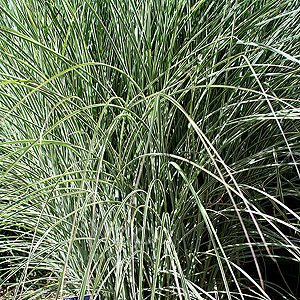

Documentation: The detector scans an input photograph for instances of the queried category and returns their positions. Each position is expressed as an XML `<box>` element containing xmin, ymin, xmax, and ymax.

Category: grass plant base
<box><xmin>63</xmin><ymin>295</ymin><xmax>100</xmax><ymax>300</ymax></box>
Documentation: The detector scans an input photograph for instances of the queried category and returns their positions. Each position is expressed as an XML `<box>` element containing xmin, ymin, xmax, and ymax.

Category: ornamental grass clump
<box><xmin>0</xmin><ymin>0</ymin><xmax>300</xmax><ymax>299</ymax></box>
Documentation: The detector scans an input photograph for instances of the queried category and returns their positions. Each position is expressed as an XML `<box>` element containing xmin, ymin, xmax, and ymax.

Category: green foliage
<box><xmin>0</xmin><ymin>0</ymin><xmax>300</xmax><ymax>299</ymax></box>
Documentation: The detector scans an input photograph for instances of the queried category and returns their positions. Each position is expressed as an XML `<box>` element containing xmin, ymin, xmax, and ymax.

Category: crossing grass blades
<box><xmin>0</xmin><ymin>0</ymin><xmax>300</xmax><ymax>299</ymax></box>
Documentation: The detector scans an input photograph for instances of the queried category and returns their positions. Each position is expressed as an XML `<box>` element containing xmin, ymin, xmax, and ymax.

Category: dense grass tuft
<box><xmin>0</xmin><ymin>0</ymin><xmax>300</xmax><ymax>299</ymax></box>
